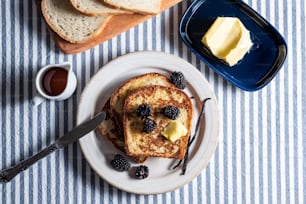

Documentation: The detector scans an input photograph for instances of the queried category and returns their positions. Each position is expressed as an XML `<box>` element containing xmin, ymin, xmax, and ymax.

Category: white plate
<box><xmin>77</xmin><ymin>51</ymin><xmax>221</xmax><ymax>194</ymax></box>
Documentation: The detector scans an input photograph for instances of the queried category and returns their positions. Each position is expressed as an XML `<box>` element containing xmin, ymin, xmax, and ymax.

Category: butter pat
<box><xmin>201</xmin><ymin>17</ymin><xmax>253</xmax><ymax>66</ymax></box>
<box><xmin>161</xmin><ymin>121</ymin><xmax>188</xmax><ymax>142</ymax></box>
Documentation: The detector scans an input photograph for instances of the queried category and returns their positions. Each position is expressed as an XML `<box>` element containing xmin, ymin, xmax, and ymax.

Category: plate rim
<box><xmin>77</xmin><ymin>51</ymin><xmax>221</xmax><ymax>194</ymax></box>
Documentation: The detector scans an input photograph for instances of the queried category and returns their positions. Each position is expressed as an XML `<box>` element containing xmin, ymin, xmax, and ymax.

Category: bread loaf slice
<box><xmin>110</xmin><ymin>72</ymin><xmax>175</xmax><ymax>128</ymax></box>
<box><xmin>70</xmin><ymin>0</ymin><xmax>132</xmax><ymax>16</ymax></box>
<box><xmin>123</xmin><ymin>85</ymin><xmax>193</xmax><ymax>159</ymax></box>
<box><xmin>98</xmin><ymin>99</ymin><xmax>147</xmax><ymax>163</ymax></box>
<box><xmin>103</xmin><ymin>0</ymin><xmax>162</xmax><ymax>15</ymax></box>
<box><xmin>41</xmin><ymin>0</ymin><xmax>111</xmax><ymax>43</ymax></box>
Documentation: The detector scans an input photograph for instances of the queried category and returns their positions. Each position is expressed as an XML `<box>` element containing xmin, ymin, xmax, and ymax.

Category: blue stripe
<box><xmin>126</xmin><ymin>191</ymin><xmax>131</xmax><ymax>204</ymax></box>
<box><xmin>231</xmin><ymin>88</ymin><xmax>237</xmax><ymax>204</ymax></box>
<box><xmin>63</xmin><ymin>88</ymin><xmax>70</xmax><ymax>204</ymax></box>
<box><xmin>162</xmin><ymin>192</ymin><xmax>166</xmax><ymax>203</ymax></box>
<box><xmin>37</xmin><ymin>2</ymin><xmax>43</xmax><ymax>201</ymax></box>
<box><xmin>240</xmin><ymin>92</ymin><xmax>246</xmax><ymax>204</ymax></box>
<box><xmin>205</xmin><ymin>147</ymin><xmax>211</xmax><ymax>203</ymax></box>
<box><xmin>81</xmin><ymin>52</ymin><xmax>87</xmax><ymax>204</ymax></box>
<box><xmin>135</xmin><ymin>24</ymin><xmax>139</xmax><ymax>51</ymax></box>
<box><xmin>179</xmin><ymin>187</ymin><xmax>184</xmax><ymax>203</ymax></box>
<box><xmin>126</xmin><ymin>30</ymin><xmax>130</xmax><ymax>53</ymax></box>
<box><xmin>249</xmin><ymin>95</ymin><xmax>255</xmax><ymax>204</ymax></box>
<box><xmin>10</xmin><ymin>1</ymin><xmax>16</xmax><ymax>203</ymax></box>
<box><xmin>301</xmin><ymin>0</ymin><xmax>306</xmax><ymax>202</ymax></box>
<box><xmin>170</xmin><ymin>191</ymin><xmax>175</xmax><ymax>203</ymax></box>
<box><xmin>152</xmin><ymin>17</ymin><xmax>156</xmax><ymax>50</ymax></box>
<box><xmin>72</xmin><ymin>55</ymin><xmax>78</xmax><ymax>204</ymax></box>
<box><xmin>27</xmin><ymin>1</ymin><xmax>34</xmax><ymax>203</ymax></box>
<box><xmin>143</xmin><ymin>21</ymin><xmax>148</xmax><ymax>50</ymax></box>
<box><xmin>197</xmin><ymin>174</ymin><xmax>202</xmax><ymax>204</ymax></box>
<box><xmin>222</xmin><ymin>84</ymin><xmax>228</xmax><ymax>203</ymax></box>
<box><xmin>153</xmin><ymin>194</ymin><xmax>157</xmax><ymax>204</ymax></box>
<box><xmin>19</xmin><ymin>0</ymin><xmax>25</xmax><ymax>202</ymax></box>
<box><xmin>188</xmin><ymin>181</ymin><xmax>193</xmax><ymax>203</ymax></box>
<box><xmin>256</xmin><ymin>92</ymin><xmax>263</xmax><ymax>204</ymax></box>
<box><xmin>161</xmin><ymin>12</ymin><xmax>165</xmax><ymax>51</ymax></box>
<box><xmin>212</xmin><ymin>64</ymin><xmax>219</xmax><ymax>204</ymax></box>
<box><xmin>178</xmin><ymin>2</ymin><xmax>184</xmax><ymax>59</ymax></box>
<box><xmin>135</xmin><ymin>194</ymin><xmax>140</xmax><ymax>204</ymax></box>
<box><xmin>54</xmin><ymin>49</ymin><xmax>61</xmax><ymax>203</ymax></box>
<box><xmin>1</xmin><ymin>0</ymin><xmax>7</xmax><ymax>203</ymax></box>
<box><xmin>169</xmin><ymin>7</ymin><xmax>174</xmax><ymax>54</ymax></box>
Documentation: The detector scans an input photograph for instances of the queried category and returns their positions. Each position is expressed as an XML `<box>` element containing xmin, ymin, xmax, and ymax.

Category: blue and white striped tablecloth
<box><xmin>0</xmin><ymin>0</ymin><xmax>305</xmax><ymax>203</ymax></box>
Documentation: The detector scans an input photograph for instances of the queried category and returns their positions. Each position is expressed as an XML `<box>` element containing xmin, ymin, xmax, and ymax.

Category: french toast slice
<box><xmin>110</xmin><ymin>72</ymin><xmax>175</xmax><ymax>128</ymax></box>
<box><xmin>123</xmin><ymin>85</ymin><xmax>193</xmax><ymax>159</ymax></box>
<box><xmin>98</xmin><ymin>99</ymin><xmax>147</xmax><ymax>163</ymax></box>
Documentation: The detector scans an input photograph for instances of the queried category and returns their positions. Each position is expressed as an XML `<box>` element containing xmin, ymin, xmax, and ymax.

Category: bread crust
<box><xmin>70</xmin><ymin>0</ymin><xmax>132</xmax><ymax>16</ymax></box>
<box><xmin>98</xmin><ymin>99</ymin><xmax>147</xmax><ymax>163</ymax></box>
<box><xmin>103</xmin><ymin>0</ymin><xmax>161</xmax><ymax>15</ymax></box>
<box><xmin>110</xmin><ymin>72</ymin><xmax>175</xmax><ymax>128</ymax></box>
<box><xmin>41</xmin><ymin>0</ymin><xmax>111</xmax><ymax>44</ymax></box>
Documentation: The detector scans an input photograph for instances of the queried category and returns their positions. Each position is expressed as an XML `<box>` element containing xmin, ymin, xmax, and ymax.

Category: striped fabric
<box><xmin>0</xmin><ymin>0</ymin><xmax>305</xmax><ymax>203</ymax></box>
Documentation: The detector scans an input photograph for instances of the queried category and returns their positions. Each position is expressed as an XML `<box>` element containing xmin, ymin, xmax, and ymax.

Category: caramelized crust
<box><xmin>123</xmin><ymin>85</ymin><xmax>193</xmax><ymax>159</ymax></box>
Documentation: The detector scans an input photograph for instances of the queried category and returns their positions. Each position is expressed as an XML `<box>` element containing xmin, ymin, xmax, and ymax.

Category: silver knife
<box><xmin>0</xmin><ymin>112</ymin><xmax>106</xmax><ymax>183</ymax></box>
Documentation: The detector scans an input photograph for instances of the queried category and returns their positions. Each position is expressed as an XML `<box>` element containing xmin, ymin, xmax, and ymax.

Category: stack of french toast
<box><xmin>98</xmin><ymin>72</ymin><xmax>193</xmax><ymax>163</ymax></box>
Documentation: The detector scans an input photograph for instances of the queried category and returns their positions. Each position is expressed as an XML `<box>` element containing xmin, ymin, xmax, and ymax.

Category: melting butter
<box><xmin>201</xmin><ymin>17</ymin><xmax>253</xmax><ymax>66</ymax></box>
<box><xmin>161</xmin><ymin>121</ymin><xmax>188</xmax><ymax>142</ymax></box>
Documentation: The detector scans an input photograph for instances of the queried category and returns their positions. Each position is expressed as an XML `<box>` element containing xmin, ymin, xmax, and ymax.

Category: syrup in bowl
<box><xmin>42</xmin><ymin>67</ymin><xmax>68</xmax><ymax>96</ymax></box>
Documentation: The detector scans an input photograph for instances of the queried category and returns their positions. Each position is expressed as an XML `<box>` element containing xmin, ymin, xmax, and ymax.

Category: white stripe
<box><xmin>267</xmin><ymin>2</ymin><xmax>278</xmax><ymax>204</ymax></box>
<box><xmin>260</xmin><ymin>88</ymin><xmax>267</xmax><ymax>204</ymax></box>
<box><xmin>253</xmin><ymin>91</ymin><xmax>260</xmax><ymax>204</ymax></box>
<box><xmin>297</xmin><ymin>0</ymin><xmax>304</xmax><ymax>202</ymax></box>
<box><xmin>286</xmin><ymin>0</ymin><xmax>294</xmax><ymax>203</ymax></box>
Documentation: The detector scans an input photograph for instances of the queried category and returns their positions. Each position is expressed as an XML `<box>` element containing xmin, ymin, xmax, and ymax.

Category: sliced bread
<box><xmin>70</xmin><ymin>0</ymin><xmax>133</xmax><ymax>16</ymax></box>
<box><xmin>98</xmin><ymin>99</ymin><xmax>147</xmax><ymax>163</ymax></box>
<box><xmin>110</xmin><ymin>72</ymin><xmax>175</xmax><ymax>128</ymax></box>
<box><xmin>103</xmin><ymin>0</ymin><xmax>162</xmax><ymax>15</ymax></box>
<box><xmin>41</xmin><ymin>0</ymin><xmax>111</xmax><ymax>43</ymax></box>
<box><xmin>123</xmin><ymin>85</ymin><xmax>193</xmax><ymax>159</ymax></box>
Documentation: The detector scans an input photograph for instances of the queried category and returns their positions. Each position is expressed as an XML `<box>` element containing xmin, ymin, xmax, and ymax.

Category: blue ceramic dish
<box><xmin>179</xmin><ymin>0</ymin><xmax>287</xmax><ymax>91</ymax></box>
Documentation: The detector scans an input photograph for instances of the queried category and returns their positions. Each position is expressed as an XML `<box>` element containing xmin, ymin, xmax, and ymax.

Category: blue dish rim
<box><xmin>179</xmin><ymin>0</ymin><xmax>287</xmax><ymax>91</ymax></box>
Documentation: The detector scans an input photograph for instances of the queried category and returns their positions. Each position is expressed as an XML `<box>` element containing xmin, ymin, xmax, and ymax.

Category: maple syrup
<box><xmin>42</xmin><ymin>67</ymin><xmax>68</xmax><ymax>96</ymax></box>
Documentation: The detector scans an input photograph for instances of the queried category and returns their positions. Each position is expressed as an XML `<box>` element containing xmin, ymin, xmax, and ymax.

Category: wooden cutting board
<box><xmin>38</xmin><ymin>0</ymin><xmax>182</xmax><ymax>54</ymax></box>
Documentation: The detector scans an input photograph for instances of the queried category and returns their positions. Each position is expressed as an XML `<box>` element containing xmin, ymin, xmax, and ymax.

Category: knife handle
<box><xmin>0</xmin><ymin>143</ymin><xmax>60</xmax><ymax>183</ymax></box>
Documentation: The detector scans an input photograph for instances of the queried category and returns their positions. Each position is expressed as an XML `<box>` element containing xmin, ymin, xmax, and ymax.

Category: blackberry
<box><xmin>143</xmin><ymin>118</ymin><xmax>156</xmax><ymax>133</ymax></box>
<box><xmin>110</xmin><ymin>154</ymin><xmax>131</xmax><ymax>171</ymax></box>
<box><xmin>135</xmin><ymin>165</ymin><xmax>149</xmax><ymax>179</ymax></box>
<box><xmin>162</xmin><ymin>105</ymin><xmax>180</xmax><ymax>120</ymax></box>
<box><xmin>170</xmin><ymin>71</ymin><xmax>187</xmax><ymax>89</ymax></box>
<box><xmin>136</xmin><ymin>104</ymin><xmax>152</xmax><ymax>119</ymax></box>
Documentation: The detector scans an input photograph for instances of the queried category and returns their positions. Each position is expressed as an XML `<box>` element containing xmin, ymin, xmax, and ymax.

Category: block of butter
<box><xmin>201</xmin><ymin>17</ymin><xmax>253</xmax><ymax>66</ymax></box>
<box><xmin>161</xmin><ymin>121</ymin><xmax>188</xmax><ymax>142</ymax></box>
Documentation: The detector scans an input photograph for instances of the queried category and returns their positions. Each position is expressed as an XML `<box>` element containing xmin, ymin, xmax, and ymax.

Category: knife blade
<box><xmin>56</xmin><ymin>111</ymin><xmax>106</xmax><ymax>147</ymax></box>
<box><xmin>0</xmin><ymin>111</ymin><xmax>106</xmax><ymax>183</ymax></box>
